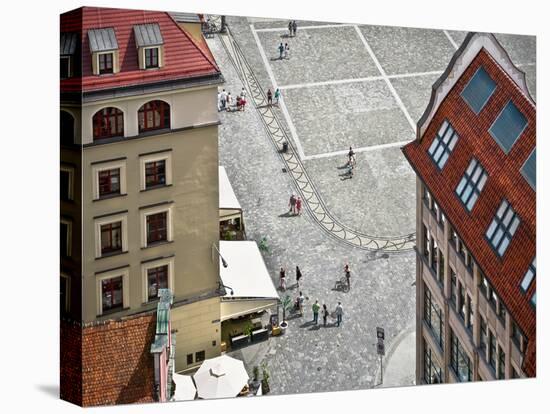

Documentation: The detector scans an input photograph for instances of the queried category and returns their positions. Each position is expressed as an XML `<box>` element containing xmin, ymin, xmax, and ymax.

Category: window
<box><xmin>147</xmin><ymin>265</ymin><xmax>168</xmax><ymax>301</ymax></box>
<box><xmin>458</xmin><ymin>283</ymin><xmax>465</xmax><ymax>320</ymax></box>
<box><xmin>437</xmin><ymin>249</ymin><xmax>445</xmax><ymax>286</ymax></box>
<box><xmin>422</xmin><ymin>224</ymin><xmax>429</xmax><ymax>258</ymax></box>
<box><xmin>498</xmin><ymin>346</ymin><xmax>506</xmax><ymax>379</ymax></box>
<box><xmin>145</xmin><ymin>47</ymin><xmax>159</xmax><ymax>68</ymax></box>
<box><xmin>521</xmin><ymin>148</ymin><xmax>536</xmax><ymax>190</ymax></box>
<box><xmin>428</xmin><ymin>120</ymin><xmax>459</xmax><ymax>169</ymax></box>
<box><xmin>195</xmin><ymin>350</ymin><xmax>206</xmax><ymax>363</ymax></box>
<box><xmin>467</xmin><ymin>296</ymin><xmax>473</xmax><ymax>332</ymax></box>
<box><xmin>100</xmin><ymin>221</ymin><xmax>122</xmax><ymax>255</ymax></box>
<box><xmin>101</xmin><ymin>276</ymin><xmax>123</xmax><ymax>312</ymax></box>
<box><xmin>60</xmin><ymin>274</ymin><xmax>69</xmax><ymax>314</ymax></box>
<box><xmin>98</xmin><ymin>168</ymin><xmax>120</xmax><ymax>197</ymax></box>
<box><xmin>455</xmin><ymin>158</ymin><xmax>488</xmax><ymax>212</ymax></box>
<box><xmin>147</xmin><ymin>212</ymin><xmax>168</xmax><ymax>245</ymax></box>
<box><xmin>497</xmin><ymin>301</ymin><xmax>507</xmax><ymax>323</ymax></box>
<box><xmin>479</xmin><ymin>272</ymin><xmax>488</xmax><ymax>297</ymax></box>
<box><xmin>99</xmin><ymin>52</ymin><xmax>114</xmax><ymax>74</ymax></box>
<box><xmin>145</xmin><ymin>160</ymin><xmax>166</xmax><ymax>188</ymax></box>
<box><xmin>60</xmin><ymin>110</ymin><xmax>75</xmax><ymax>145</ymax></box>
<box><xmin>430</xmin><ymin>238</ymin><xmax>438</xmax><ymax>273</ymax></box>
<box><xmin>461</xmin><ymin>67</ymin><xmax>497</xmax><ymax>114</ymax></box>
<box><xmin>187</xmin><ymin>354</ymin><xmax>193</xmax><ymax>365</ymax></box>
<box><xmin>521</xmin><ymin>258</ymin><xmax>536</xmax><ymax>292</ymax></box>
<box><xmin>450</xmin><ymin>269</ymin><xmax>457</xmax><ymax>307</ymax></box>
<box><xmin>489</xmin><ymin>331</ymin><xmax>497</xmax><ymax>371</ymax></box>
<box><xmin>424</xmin><ymin>285</ymin><xmax>444</xmax><ymax>349</ymax></box>
<box><xmin>511</xmin><ymin>322</ymin><xmax>525</xmax><ymax>353</ymax></box>
<box><xmin>479</xmin><ymin>317</ymin><xmax>487</xmax><ymax>357</ymax></box>
<box><xmin>531</xmin><ymin>292</ymin><xmax>536</xmax><ymax>307</ymax></box>
<box><xmin>423</xmin><ymin>341</ymin><xmax>442</xmax><ymax>384</ymax></box>
<box><xmin>450</xmin><ymin>330</ymin><xmax>472</xmax><ymax>382</ymax></box>
<box><xmin>94</xmin><ymin>213</ymin><xmax>128</xmax><ymax>258</ymax></box>
<box><xmin>138</xmin><ymin>100</ymin><xmax>170</xmax><ymax>132</ymax></box>
<box><xmin>485</xmin><ymin>199</ymin><xmax>520</xmax><ymax>257</ymax></box>
<box><xmin>60</xmin><ymin>165</ymin><xmax>74</xmax><ymax>201</ymax></box>
<box><xmin>60</xmin><ymin>218</ymin><xmax>72</xmax><ymax>257</ymax></box>
<box><xmin>93</xmin><ymin>107</ymin><xmax>124</xmax><ymax>140</ymax></box>
<box><xmin>60</xmin><ymin>56</ymin><xmax>71</xmax><ymax>79</ymax></box>
<box><xmin>489</xmin><ymin>100</ymin><xmax>528</xmax><ymax>154</ymax></box>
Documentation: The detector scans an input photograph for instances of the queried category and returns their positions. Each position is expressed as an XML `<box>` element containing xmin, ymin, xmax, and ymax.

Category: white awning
<box><xmin>219</xmin><ymin>241</ymin><xmax>279</xmax><ymax>321</ymax></box>
<box><xmin>219</xmin><ymin>166</ymin><xmax>241</xmax><ymax>211</ymax></box>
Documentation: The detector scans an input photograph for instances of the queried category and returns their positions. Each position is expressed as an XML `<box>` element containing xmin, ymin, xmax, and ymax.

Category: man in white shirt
<box><xmin>335</xmin><ymin>302</ymin><xmax>343</xmax><ymax>327</ymax></box>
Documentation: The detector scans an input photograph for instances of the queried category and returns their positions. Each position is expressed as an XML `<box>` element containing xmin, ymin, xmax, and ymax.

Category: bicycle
<box><xmin>334</xmin><ymin>275</ymin><xmax>350</xmax><ymax>292</ymax></box>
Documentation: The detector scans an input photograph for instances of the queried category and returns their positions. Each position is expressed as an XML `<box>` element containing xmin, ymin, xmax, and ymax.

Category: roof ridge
<box><xmin>165</xmin><ymin>12</ymin><xmax>220</xmax><ymax>72</ymax></box>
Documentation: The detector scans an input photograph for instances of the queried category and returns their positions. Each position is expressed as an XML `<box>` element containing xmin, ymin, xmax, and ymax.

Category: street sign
<box><xmin>377</xmin><ymin>327</ymin><xmax>385</xmax><ymax>340</ymax></box>
<box><xmin>377</xmin><ymin>341</ymin><xmax>385</xmax><ymax>356</ymax></box>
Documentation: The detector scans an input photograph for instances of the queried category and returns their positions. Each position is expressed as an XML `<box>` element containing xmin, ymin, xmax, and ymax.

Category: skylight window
<box><xmin>461</xmin><ymin>67</ymin><xmax>496</xmax><ymax>114</ymax></box>
<box><xmin>520</xmin><ymin>258</ymin><xmax>536</xmax><ymax>292</ymax></box>
<box><xmin>485</xmin><ymin>199</ymin><xmax>520</xmax><ymax>257</ymax></box>
<box><xmin>455</xmin><ymin>158</ymin><xmax>488</xmax><ymax>212</ymax></box>
<box><xmin>521</xmin><ymin>148</ymin><xmax>536</xmax><ymax>190</ymax></box>
<box><xmin>489</xmin><ymin>101</ymin><xmax>528</xmax><ymax>154</ymax></box>
<box><xmin>428</xmin><ymin>120</ymin><xmax>459</xmax><ymax>170</ymax></box>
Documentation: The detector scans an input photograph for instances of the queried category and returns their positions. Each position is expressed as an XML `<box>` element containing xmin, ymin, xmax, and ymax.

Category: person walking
<box><xmin>296</xmin><ymin>196</ymin><xmax>302</xmax><ymax>215</ymax></box>
<box><xmin>322</xmin><ymin>304</ymin><xmax>329</xmax><ymax>327</ymax></box>
<box><xmin>220</xmin><ymin>89</ymin><xmax>227</xmax><ymax>110</ymax></box>
<box><xmin>240</xmin><ymin>87</ymin><xmax>247</xmax><ymax>100</ymax></box>
<box><xmin>292</xmin><ymin>20</ymin><xmax>297</xmax><ymax>37</ymax></box>
<box><xmin>274</xmin><ymin>88</ymin><xmax>281</xmax><ymax>105</ymax></box>
<box><xmin>288</xmin><ymin>21</ymin><xmax>293</xmax><ymax>37</ymax></box>
<box><xmin>348</xmin><ymin>146</ymin><xmax>356</xmax><ymax>165</ymax></box>
<box><xmin>296</xmin><ymin>265</ymin><xmax>302</xmax><ymax>288</ymax></box>
<box><xmin>289</xmin><ymin>193</ymin><xmax>297</xmax><ymax>214</ymax></box>
<box><xmin>226</xmin><ymin>92</ymin><xmax>232</xmax><ymax>112</ymax></box>
<box><xmin>312</xmin><ymin>300</ymin><xmax>320</xmax><ymax>325</ymax></box>
<box><xmin>267</xmin><ymin>88</ymin><xmax>273</xmax><ymax>106</ymax></box>
<box><xmin>344</xmin><ymin>263</ymin><xmax>351</xmax><ymax>290</ymax></box>
<box><xmin>298</xmin><ymin>291</ymin><xmax>305</xmax><ymax>316</ymax></box>
<box><xmin>279</xmin><ymin>267</ymin><xmax>287</xmax><ymax>291</ymax></box>
<box><xmin>278</xmin><ymin>42</ymin><xmax>284</xmax><ymax>59</ymax></box>
<box><xmin>335</xmin><ymin>302</ymin><xmax>343</xmax><ymax>327</ymax></box>
<box><xmin>284</xmin><ymin>43</ymin><xmax>289</xmax><ymax>59</ymax></box>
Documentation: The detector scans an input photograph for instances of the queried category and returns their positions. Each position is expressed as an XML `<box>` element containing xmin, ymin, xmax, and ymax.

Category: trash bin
<box><xmin>282</xmin><ymin>142</ymin><xmax>288</xmax><ymax>153</ymax></box>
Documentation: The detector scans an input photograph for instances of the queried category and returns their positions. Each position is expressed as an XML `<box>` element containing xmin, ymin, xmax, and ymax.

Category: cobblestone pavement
<box><xmin>206</xmin><ymin>16</ymin><xmax>535</xmax><ymax>396</ymax></box>
<box><xmin>208</xmin><ymin>31</ymin><xmax>416</xmax><ymax>396</ymax></box>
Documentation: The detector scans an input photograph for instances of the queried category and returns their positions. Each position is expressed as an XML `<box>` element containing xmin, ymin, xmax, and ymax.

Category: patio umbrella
<box><xmin>193</xmin><ymin>355</ymin><xmax>249</xmax><ymax>399</ymax></box>
<box><xmin>172</xmin><ymin>373</ymin><xmax>196</xmax><ymax>401</ymax></box>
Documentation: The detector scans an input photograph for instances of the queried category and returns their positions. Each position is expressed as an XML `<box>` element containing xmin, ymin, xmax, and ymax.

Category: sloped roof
<box><xmin>88</xmin><ymin>27</ymin><xmax>118</xmax><ymax>52</ymax></box>
<box><xmin>403</xmin><ymin>33</ymin><xmax>536</xmax><ymax>376</ymax></box>
<box><xmin>60</xmin><ymin>6</ymin><xmax>220</xmax><ymax>93</ymax></box>
<box><xmin>134</xmin><ymin>23</ymin><xmax>164</xmax><ymax>47</ymax></box>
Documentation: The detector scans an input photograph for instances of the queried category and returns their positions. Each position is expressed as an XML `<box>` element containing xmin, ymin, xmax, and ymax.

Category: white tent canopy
<box><xmin>172</xmin><ymin>373</ymin><xmax>196</xmax><ymax>401</ymax></box>
<box><xmin>193</xmin><ymin>355</ymin><xmax>249</xmax><ymax>399</ymax></box>
<box><xmin>219</xmin><ymin>166</ymin><xmax>241</xmax><ymax>211</ymax></box>
<box><xmin>219</xmin><ymin>241</ymin><xmax>279</xmax><ymax>321</ymax></box>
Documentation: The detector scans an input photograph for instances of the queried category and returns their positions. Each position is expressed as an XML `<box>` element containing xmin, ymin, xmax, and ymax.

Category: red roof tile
<box><xmin>60</xmin><ymin>7</ymin><xmax>220</xmax><ymax>93</ymax></box>
<box><xmin>403</xmin><ymin>37</ymin><xmax>536</xmax><ymax>376</ymax></box>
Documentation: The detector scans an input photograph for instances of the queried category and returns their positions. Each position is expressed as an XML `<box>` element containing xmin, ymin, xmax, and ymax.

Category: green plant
<box><xmin>258</xmin><ymin>236</ymin><xmax>269</xmax><ymax>253</ymax></box>
<box><xmin>261</xmin><ymin>362</ymin><xmax>270</xmax><ymax>383</ymax></box>
<box><xmin>242</xmin><ymin>321</ymin><xmax>254</xmax><ymax>337</ymax></box>
<box><xmin>253</xmin><ymin>365</ymin><xmax>260</xmax><ymax>381</ymax></box>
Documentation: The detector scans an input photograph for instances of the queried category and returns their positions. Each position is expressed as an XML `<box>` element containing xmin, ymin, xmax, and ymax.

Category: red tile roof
<box><xmin>60</xmin><ymin>314</ymin><xmax>157</xmax><ymax>407</ymax></box>
<box><xmin>403</xmin><ymin>34</ymin><xmax>536</xmax><ymax>376</ymax></box>
<box><xmin>60</xmin><ymin>7</ymin><xmax>220</xmax><ymax>93</ymax></box>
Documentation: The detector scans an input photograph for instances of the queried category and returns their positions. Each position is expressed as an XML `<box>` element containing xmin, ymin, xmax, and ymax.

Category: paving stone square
<box><xmin>255</xmin><ymin>25</ymin><xmax>379</xmax><ymax>85</ymax></box>
<box><xmin>390</xmin><ymin>73</ymin><xmax>442</xmax><ymax>122</ymax></box>
<box><xmin>359</xmin><ymin>25</ymin><xmax>457</xmax><ymax>75</ymax></box>
<box><xmin>282</xmin><ymin>80</ymin><xmax>413</xmax><ymax>156</ymax></box>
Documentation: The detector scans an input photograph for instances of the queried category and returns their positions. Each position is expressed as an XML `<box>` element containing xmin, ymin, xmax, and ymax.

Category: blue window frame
<box><xmin>428</xmin><ymin>120</ymin><xmax>459</xmax><ymax>170</ymax></box>
<box><xmin>521</xmin><ymin>148</ymin><xmax>536</xmax><ymax>190</ymax></box>
<box><xmin>489</xmin><ymin>101</ymin><xmax>528</xmax><ymax>154</ymax></box>
<box><xmin>485</xmin><ymin>199</ymin><xmax>520</xmax><ymax>257</ymax></box>
<box><xmin>520</xmin><ymin>258</ymin><xmax>536</xmax><ymax>292</ymax></box>
<box><xmin>461</xmin><ymin>67</ymin><xmax>497</xmax><ymax>114</ymax></box>
<box><xmin>455</xmin><ymin>158</ymin><xmax>488</xmax><ymax>212</ymax></box>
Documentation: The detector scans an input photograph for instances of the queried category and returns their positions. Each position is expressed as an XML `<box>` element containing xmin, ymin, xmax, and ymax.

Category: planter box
<box><xmin>251</xmin><ymin>328</ymin><xmax>269</xmax><ymax>342</ymax></box>
<box><xmin>231</xmin><ymin>334</ymin><xmax>250</xmax><ymax>348</ymax></box>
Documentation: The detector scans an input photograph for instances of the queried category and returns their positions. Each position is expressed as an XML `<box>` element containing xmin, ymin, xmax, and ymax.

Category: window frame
<box><xmin>139</xmin><ymin>151</ymin><xmax>172</xmax><ymax>191</ymax></box>
<box><xmin>424</xmin><ymin>284</ymin><xmax>445</xmax><ymax>350</ymax></box>
<box><xmin>96</xmin><ymin>268</ymin><xmax>130</xmax><ymax>316</ymax></box>
<box><xmin>94</xmin><ymin>212</ymin><xmax>128</xmax><ymax>258</ymax></box>
<box><xmin>92</xmin><ymin>159</ymin><xmax>127</xmax><ymax>200</ymax></box>
<box><xmin>485</xmin><ymin>199</ymin><xmax>520</xmax><ymax>258</ymax></box>
<box><xmin>60</xmin><ymin>217</ymin><xmax>72</xmax><ymax>257</ymax></box>
<box><xmin>427</xmin><ymin>119</ymin><xmax>459</xmax><ymax>170</ymax></box>
<box><xmin>520</xmin><ymin>257</ymin><xmax>536</xmax><ymax>293</ymax></box>
<box><xmin>138</xmin><ymin>100</ymin><xmax>171</xmax><ymax>133</ymax></box>
<box><xmin>455</xmin><ymin>158</ymin><xmax>488</xmax><ymax>213</ymax></box>
<box><xmin>141</xmin><ymin>256</ymin><xmax>175</xmax><ymax>303</ymax></box>
<box><xmin>100</xmin><ymin>221</ymin><xmax>123</xmax><ymax>256</ymax></box>
<box><xmin>92</xmin><ymin>107</ymin><xmax>124</xmax><ymax>140</ymax></box>
<box><xmin>60</xmin><ymin>55</ymin><xmax>72</xmax><ymax>79</ymax></box>
<box><xmin>423</xmin><ymin>340</ymin><xmax>442</xmax><ymax>384</ymax></box>
<box><xmin>144</xmin><ymin>47</ymin><xmax>160</xmax><ymax>69</ymax></box>
<box><xmin>140</xmin><ymin>204</ymin><xmax>174</xmax><ymax>248</ymax></box>
<box><xmin>450</xmin><ymin>329</ymin><xmax>472</xmax><ymax>382</ymax></box>
<box><xmin>460</xmin><ymin>66</ymin><xmax>497</xmax><ymax>114</ymax></box>
<box><xmin>488</xmin><ymin>100</ymin><xmax>528</xmax><ymax>154</ymax></box>
<box><xmin>60</xmin><ymin>164</ymin><xmax>75</xmax><ymax>201</ymax></box>
<box><xmin>98</xmin><ymin>52</ymin><xmax>114</xmax><ymax>74</ymax></box>
<box><xmin>60</xmin><ymin>273</ymin><xmax>71</xmax><ymax>314</ymax></box>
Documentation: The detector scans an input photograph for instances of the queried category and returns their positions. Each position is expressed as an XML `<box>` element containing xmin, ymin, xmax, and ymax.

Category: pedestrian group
<box><xmin>218</xmin><ymin>87</ymin><xmax>247</xmax><ymax>112</ymax></box>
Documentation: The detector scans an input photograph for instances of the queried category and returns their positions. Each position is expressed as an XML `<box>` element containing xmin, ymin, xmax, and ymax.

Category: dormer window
<box><xmin>88</xmin><ymin>27</ymin><xmax>119</xmax><ymax>76</ymax></box>
<box><xmin>134</xmin><ymin>23</ymin><xmax>164</xmax><ymax>70</ymax></box>
<box><xmin>60</xmin><ymin>32</ymin><xmax>77</xmax><ymax>79</ymax></box>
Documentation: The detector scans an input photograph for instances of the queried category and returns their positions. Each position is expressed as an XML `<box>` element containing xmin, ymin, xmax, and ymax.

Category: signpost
<box><xmin>376</xmin><ymin>327</ymin><xmax>385</xmax><ymax>385</ymax></box>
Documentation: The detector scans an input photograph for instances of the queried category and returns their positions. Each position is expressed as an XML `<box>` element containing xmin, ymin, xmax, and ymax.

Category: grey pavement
<box><xmin>377</xmin><ymin>328</ymin><xmax>416</xmax><ymax>388</ymax></box>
